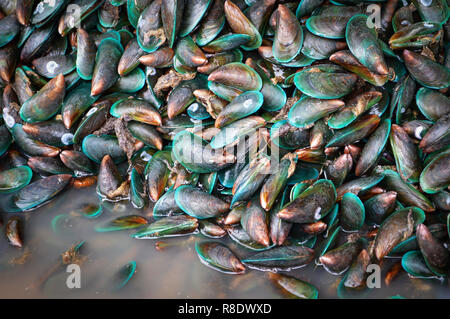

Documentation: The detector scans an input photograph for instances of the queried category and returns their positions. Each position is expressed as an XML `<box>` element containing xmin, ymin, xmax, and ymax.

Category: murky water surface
<box><xmin>0</xmin><ymin>185</ymin><xmax>449</xmax><ymax>299</ymax></box>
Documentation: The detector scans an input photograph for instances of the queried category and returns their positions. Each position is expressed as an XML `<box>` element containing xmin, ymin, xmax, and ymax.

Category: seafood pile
<box><xmin>0</xmin><ymin>0</ymin><xmax>449</xmax><ymax>298</ymax></box>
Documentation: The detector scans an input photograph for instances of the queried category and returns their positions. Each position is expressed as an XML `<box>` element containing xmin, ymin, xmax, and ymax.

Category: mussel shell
<box><xmin>419</xmin><ymin>150</ymin><xmax>450</xmax><ymax>194</ymax></box>
<box><xmin>21</xmin><ymin>120</ymin><xmax>73</xmax><ymax>148</ymax></box>
<box><xmin>28</xmin><ymin>156</ymin><xmax>73</xmax><ymax>175</ymax></box>
<box><xmin>110</xmin><ymin>98</ymin><xmax>162</xmax><ymax>126</ymax></box>
<box><xmin>319</xmin><ymin>238</ymin><xmax>362</xmax><ymax>275</ymax></box>
<box><xmin>153</xmin><ymin>187</ymin><xmax>183</xmax><ymax>218</ymax></box>
<box><xmin>403</xmin><ymin>49</ymin><xmax>450</xmax><ymax>89</ymax></box>
<box><xmin>20</xmin><ymin>74</ymin><xmax>65</xmax><ymax>123</ymax></box>
<box><xmin>95</xmin><ymin>215</ymin><xmax>148</xmax><ymax>232</ymax></box>
<box><xmin>416</xmin><ymin>224</ymin><xmax>449</xmax><ymax>277</ymax></box>
<box><xmin>136</xmin><ymin>0</ymin><xmax>164</xmax><ymax>52</ymax></box>
<box><xmin>210</xmin><ymin>116</ymin><xmax>266</xmax><ymax>149</ymax></box>
<box><xmin>411</xmin><ymin>0</ymin><xmax>449</xmax><ymax>24</ymax></box>
<box><xmin>273</xmin><ymin>4</ymin><xmax>303</xmax><ymax>63</ymax></box>
<box><xmin>195</xmin><ymin>0</ymin><xmax>225</xmax><ymax>46</ymax></box>
<box><xmin>82</xmin><ymin>134</ymin><xmax>127</xmax><ymax>164</ymax></box>
<box><xmin>355</xmin><ymin>119</ymin><xmax>390</xmax><ymax>176</ymax></box>
<box><xmin>179</xmin><ymin>0</ymin><xmax>212</xmax><ymax>37</ymax></box>
<box><xmin>0</xmin><ymin>166</ymin><xmax>33</xmax><ymax>193</ymax></box>
<box><xmin>132</xmin><ymin>215</ymin><xmax>198</xmax><ymax>239</ymax></box>
<box><xmin>32</xmin><ymin>54</ymin><xmax>76</xmax><ymax>79</ymax></box>
<box><xmin>242</xmin><ymin>245</ymin><xmax>314</xmax><ymax>271</ymax></box>
<box><xmin>215</xmin><ymin>91</ymin><xmax>263</xmax><ymax>128</ymax></box>
<box><xmin>269</xmin><ymin>273</ymin><xmax>318</xmax><ymax>299</ymax></box>
<box><xmin>416</xmin><ymin>88</ymin><xmax>450</xmax><ymax>122</ymax></box>
<box><xmin>223</xmin><ymin>0</ymin><xmax>262</xmax><ymax>50</ymax></box>
<box><xmin>91</xmin><ymin>38</ymin><xmax>124</xmax><ymax>96</ymax></box>
<box><xmin>278</xmin><ymin>179</ymin><xmax>337</xmax><ymax>224</ymax></box>
<box><xmin>382</xmin><ymin>169</ymin><xmax>435</xmax><ymax>213</ymax></box>
<box><xmin>288</xmin><ymin>96</ymin><xmax>344</xmax><ymax>128</ymax></box>
<box><xmin>401</xmin><ymin>250</ymin><xmax>436</xmax><ymax>278</ymax></box>
<box><xmin>12</xmin><ymin>124</ymin><xmax>61</xmax><ymax>157</ymax></box>
<box><xmin>12</xmin><ymin>174</ymin><xmax>72</xmax><ymax>211</ymax></box>
<box><xmin>293</xmin><ymin>65</ymin><xmax>358</xmax><ymax>99</ymax></box>
<box><xmin>172</xmin><ymin>130</ymin><xmax>235</xmax><ymax>173</ymax></box>
<box><xmin>174</xmin><ymin>185</ymin><xmax>229</xmax><ymax>219</ymax></box>
<box><xmin>161</xmin><ymin>0</ymin><xmax>185</xmax><ymax>48</ymax></box>
<box><xmin>144</xmin><ymin>150</ymin><xmax>172</xmax><ymax>202</ymax></box>
<box><xmin>0</xmin><ymin>14</ymin><xmax>20</xmax><ymax>48</ymax></box>
<box><xmin>195</xmin><ymin>241</ymin><xmax>245</xmax><ymax>274</ymax></box>
<box><xmin>340</xmin><ymin>193</ymin><xmax>365</xmax><ymax>231</ymax></box>
<box><xmin>373</xmin><ymin>207</ymin><xmax>425</xmax><ymax>260</ymax></box>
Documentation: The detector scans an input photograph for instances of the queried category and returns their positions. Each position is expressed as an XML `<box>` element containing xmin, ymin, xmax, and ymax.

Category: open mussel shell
<box><xmin>174</xmin><ymin>185</ymin><xmax>229</xmax><ymax>219</ymax></box>
<box><xmin>12</xmin><ymin>174</ymin><xmax>72</xmax><ymax>212</ymax></box>
<box><xmin>242</xmin><ymin>245</ymin><xmax>314</xmax><ymax>272</ymax></box>
<box><xmin>269</xmin><ymin>273</ymin><xmax>318</xmax><ymax>299</ymax></box>
<box><xmin>132</xmin><ymin>215</ymin><xmax>199</xmax><ymax>239</ymax></box>
<box><xmin>195</xmin><ymin>241</ymin><xmax>245</xmax><ymax>274</ymax></box>
<box><xmin>0</xmin><ymin>166</ymin><xmax>33</xmax><ymax>193</ymax></box>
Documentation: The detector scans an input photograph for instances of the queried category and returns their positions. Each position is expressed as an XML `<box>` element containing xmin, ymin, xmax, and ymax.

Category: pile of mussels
<box><xmin>0</xmin><ymin>0</ymin><xmax>449</xmax><ymax>298</ymax></box>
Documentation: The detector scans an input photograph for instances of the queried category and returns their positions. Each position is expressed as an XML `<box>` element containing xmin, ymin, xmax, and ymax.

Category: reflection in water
<box><xmin>0</xmin><ymin>185</ymin><xmax>447</xmax><ymax>299</ymax></box>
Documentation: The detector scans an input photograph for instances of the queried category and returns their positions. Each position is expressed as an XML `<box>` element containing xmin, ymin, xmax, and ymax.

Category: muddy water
<box><xmin>0</xmin><ymin>185</ymin><xmax>448</xmax><ymax>299</ymax></box>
